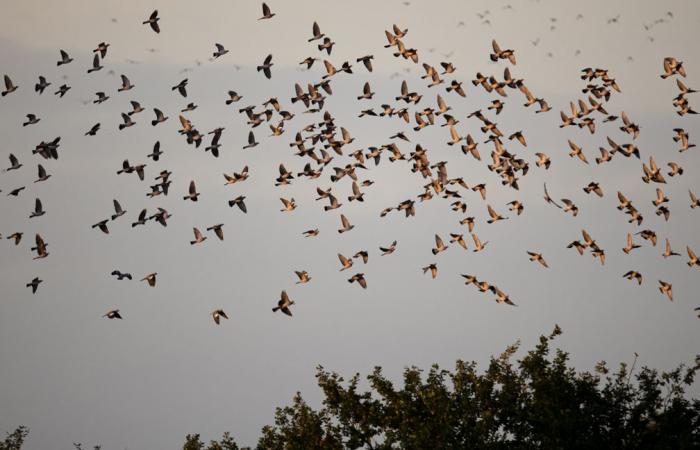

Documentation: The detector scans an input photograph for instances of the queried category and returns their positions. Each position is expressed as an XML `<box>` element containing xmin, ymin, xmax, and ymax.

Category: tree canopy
<box><xmin>5</xmin><ymin>327</ymin><xmax>699</xmax><ymax>449</ymax></box>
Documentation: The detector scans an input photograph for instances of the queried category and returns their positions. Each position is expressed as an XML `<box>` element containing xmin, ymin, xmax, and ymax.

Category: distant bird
<box><xmin>623</xmin><ymin>271</ymin><xmax>643</xmax><ymax>285</ymax></box>
<box><xmin>348</xmin><ymin>273</ymin><xmax>367</xmax><ymax>289</ymax></box>
<box><xmin>228</xmin><ymin>195</ymin><xmax>247</xmax><ymax>213</ymax></box>
<box><xmin>295</xmin><ymin>270</ymin><xmax>311</xmax><ymax>284</ymax></box>
<box><xmin>259</xmin><ymin>2</ymin><xmax>275</xmax><ymax>20</ymax></box>
<box><xmin>658</xmin><ymin>281</ymin><xmax>673</xmax><ymax>301</ymax></box>
<box><xmin>23</xmin><ymin>114</ymin><xmax>40</xmax><ymax>126</ymax></box>
<box><xmin>2</xmin><ymin>75</ymin><xmax>18</xmax><ymax>96</ymax></box>
<box><xmin>35</xmin><ymin>164</ymin><xmax>51</xmax><ymax>183</ymax></box>
<box><xmin>151</xmin><ymin>108</ymin><xmax>168</xmax><ymax>126</ymax></box>
<box><xmin>103</xmin><ymin>310</ymin><xmax>123</xmax><ymax>319</ymax></box>
<box><xmin>29</xmin><ymin>199</ymin><xmax>45</xmax><ymax>218</ymax></box>
<box><xmin>338</xmin><ymin>214</ymin><xmax>354</xmax><ymax>233</ymax></box>
<box><xmin>257</xmin><ymin>54</ymin><xmax>273</xmax><ymax>79</ymax></box>
<box><xmin>141</xmin><ymin>273</ymin><xmax>157</xmax><ymax>287</ymax></box>
<box><xmin>35</xmin><ymin>76</ymin><xmax>50</xmax><ymax>94</ymax></box>
<box><xmin>211</xmin><ymin>309</ymin><xmax>228</xmax><ymax>324</ymax></box>
<box><xmin>272</xmin><ymin>291</ymin><xmax>294</xmax><ymax>316</ymax></box>
<box><xmin>94</xmin><ymin>42</ymin><xmax>110</xmax><ymax>58</ymax></box>
<box><xmin>92</xmin><ymin>219</ymin><xmax>109</xmax><ymax>234</ymax></box>
<box><xmin>87</xmin><ymin>54</ymin><xmax>103</xmax><ymax>73</ymax></box>
<box><xmin>143</xmin><ymin>10</ymin><xmax>160</xmax><ymax>33</ymax></box>
<box><xmin>26</xmin><ymin>277</ymin><xmax>42</xmax><ymax>294</ymax></box>
<box><xmin>380</xmin><ymin>240</ymin><xmax>398</xmax><ymax>255</ymax></box>
<box><xmin>56</xmin><ymin>50</ymin><xmax>73</xmax><ymax>66</ymax></box>
<box><xmin>212</xmin><ymin>43</ymin><xmax>229</xmax><ymax>58</ymax></box>
<box><xmin>207</xmin><ymin>224</ymin><xmax>225</xmax><ymax>241</ymax></box>
<box><xmin>118</xmin><ymin>75</ymin><xmax>134</xmax><ymax>92</ymax></box>
<box><xmin>527</xmin><ymin>251</ymin><xmax>549</xmax><ymax>268</ymax></box>
<box><xmin>111</xmin><ymin>270</ymin><xmax>132</xmax><ymax>280</ymax></box>
<box><xmin>183</xmin><ymin>180</ymin><xmax>200</xmax><ymax>201</ymax></box>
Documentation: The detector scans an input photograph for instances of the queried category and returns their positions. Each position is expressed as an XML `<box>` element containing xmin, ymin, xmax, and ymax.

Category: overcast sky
<box><xmin>1</xmin><ymin>0</ymin><xmax>699</xmax><ymax>448</ymax></box>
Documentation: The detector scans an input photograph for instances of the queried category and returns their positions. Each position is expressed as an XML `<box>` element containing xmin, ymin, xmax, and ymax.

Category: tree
<box><xmin>197</xmin><ymin>326</ymin><xmax>700</xmax><ymax>449</ymax></box>
<box><xmin>0</xmin><ymin>426</ymin><xmax>28</xmax><ymax>450</ymax></box>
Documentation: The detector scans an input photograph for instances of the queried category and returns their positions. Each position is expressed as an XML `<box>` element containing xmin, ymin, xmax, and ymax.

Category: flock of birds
<box><xmin>1</xmin><ymin>3</ymin><xmax>699</xmax><ymax>323</ymax></box>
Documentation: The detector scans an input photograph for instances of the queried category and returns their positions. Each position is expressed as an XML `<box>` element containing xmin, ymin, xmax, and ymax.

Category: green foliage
<box><xmin>5</xmin><ymin>327</ymin><xmax>700</xmax><ymax>450</ymax></box>
<box><xmin>244</xmin><ymin>325</ymin><xmax>700</xmax><ymax>450</ymax></box>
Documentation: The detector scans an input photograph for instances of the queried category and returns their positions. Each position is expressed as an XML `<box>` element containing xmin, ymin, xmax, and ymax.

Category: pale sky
<box><xmin>1</xmin><ymin>0</ymin><xmax>699</xmax><ymax>448</ymax></box>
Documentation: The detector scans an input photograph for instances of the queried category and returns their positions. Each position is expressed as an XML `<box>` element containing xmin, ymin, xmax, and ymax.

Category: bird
<box><xmin>1</xmin><ymin>75</ymin><xmax>18</xmax><ymax>96</ymax></box>
<box><xmin>5</xmin><ymin>153</ymin><xmax>22</xmax><ymax>171</ymax></box>
<box><xmin>295</xmin><ymin>271</ymin><xmax>311</xmax><ymax>284</ymax></box>
<box><xmin>259</xmin><ymin>3</ymin><xmax>275</xmax><ymax>20</ymax></box>
<box><xmin>228</xmin><ymin>195</ymin><xmax>247</xmax><ymax>213</ymax></box>
<box><xmin>34</xmin><ymin>76</ymin><xmax>50</xmax><ymax>94</ymax></box>
<box><xmin>94</xmin><ymin>42</ymin><xmax>110</xmax><ymax>58</ymax></box>
<box><xmin>257</xmin><ymin>54</ymin><xmax>274</xmax><ymax>79</ymax></box>
<box><xmin>26</xmin><ymin>277</ymin><xmax>42</xmax><ymax>294</ymax></box>
<box><xmin>422</xmin><ymin>263</ymin><xmax>438</xmax><ymax>279</ymax></box>
<box><xmin>211</xmin><ymin>309</ymin><xmax>228</xmax><ymax>325</ymax></box>
<box><xmin>29</xmin><ymin>199</ymin><xmax>45</xmax><ymax>218</ymax></box>
<box><xmin>206</xmin><ymin>224</ymin><xmax>224</xmax><ymax>241</ymax></box>
<box><xmin>111</xmin><ymin>270</ymin><xmax>132</xmax><ymax>280</ymax></box>
<box><xmin>151</xmin><ymin>108</ymin><xmax>168</xmax><ymax>126</ymax></box>
<box><xmin>623</xmin><ymin>271</ymin><xmax>643</xmax><ymax>285</ymax></box>
<box><xmin>338</xmin><ymin>253</ymin><xmax>353</xmax><ymax>271</ymax></box>
<box><xmin>688</xmin><ymin>247</ymin><xmax>699</xmax><ymax>267</ymax></box>
<box><xmin>56</xmin><ymin>50</ymin><xmax>73</xmax><ymax>66</ymax></box>
<box><xmin>338</xmin><ymin>214</ymin><xmax>354</xmax><ymax>233</ymax></box>
<box><xmin>103</xmin><ymin>310</ymin><xmax>123</xmax><ymax>319</ymax></box>
<box><xmin>348</xmin><ymin>273</ymin><xmax>367</xmax><ymax>289</ymax></box>
<box><xmin>23</xmin><ymin>114</ymin><xmax>40</xmax><ymax>126</ymax></box>
<box><xmin>486</xmin><ymin>205</ymin><xmax>507</xmax><ymax>223</ymax></box>
<box><xmin>380</xmin><ymin>241</ymin><xmax>398</xmax><ymax>255</ymax></box>
<box><xmin>92</xmin><ymin>220</ymin><xmax>109</xmax><ymax>234</ymax></box>
<box><xmin>243</xmin><ymin>131</ymin><xmax>259</xmax><ymax>149</ymax></box>
<box><xmin>118</xmin><ymin>74</ymin><xmax>134</xmax><ymax>92</ymax></box>
<box><xmin>190</xmin><ymin>227</ymin><xmax>207</xmax><ymax>245</ymax></box>
<box><xmin>272</xmin><ymin>291</ymin><xmax>294</xmax><ymax>316</ymax></box>
<box><xmin>183</xmin><ymin>181</ymin><xmax>200</xmax><ymax>201</ymax></box>
<box><xmin>658</xmin><ymin>281</ymin><xmax>673</xmax><ymax>301</ymax></box>
<box><xmin>87</xmin><ymin>54</ymin><xmax>103</xmax><ymax>73</ymax></box>
<box><xmin>212</xmin><ymin>43</ymin><xmax>229</xmax><ymax>58</ymax></box>
<box><xmin>432</xmin><ymin>234</ymin><xmax>448</xmax><ymax>255</ymax></box>
<box><xmin>302</xmin><ymin>229</ymin><xmax>319</xmax><ymax>237</ymax></box>
<box><xmin>280</xmin><ymin>197</ymin><xmax>297</xmax><ymax>212</ymax></box>
<box><xmin>32</xmin><ymin>234</ymin><xmax>49</xmax><ymax>259</ymax></box>
<box><xmin>35</xmin><ymin>164</ymin><xmax>51</xmax><ymax>183</ymax></box>
<box><xmin>527</xmin><ymin>251</ymin><xmax>549</xmax><ymax>268</ymax></box>
<box><xmin>143</xmin><ymin>10</ymin><xmax>160</xmax><ymax>33</ymax></box>
<box><xmin>141</xmin><ymin>273</ymin><xmax>157</xmax><ymax>287</ymax></box>
<box><xmin>118</xmin><ymin>113</ymin><xmax>135</xmax><ymax>130</ymax></box>
<box><xmin>623</xmin><ymin>233</ymin><xmax>641</xmax><ymax>254</ymax></box>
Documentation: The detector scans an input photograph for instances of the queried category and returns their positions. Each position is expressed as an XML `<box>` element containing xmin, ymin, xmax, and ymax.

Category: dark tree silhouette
<box><xmin>5</xmin><ymin>328</ymin><xmax>699</xmax><ymax>450</ymax></box>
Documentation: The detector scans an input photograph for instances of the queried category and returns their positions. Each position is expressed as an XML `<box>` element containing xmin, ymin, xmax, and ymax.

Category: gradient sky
<box><xmin>1</xmin><ymin>0</ymin><xmax>699</xmax><ymax>448</ymax></box>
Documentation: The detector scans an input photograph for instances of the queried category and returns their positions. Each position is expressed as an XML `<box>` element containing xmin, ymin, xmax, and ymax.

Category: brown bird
<box><xmin>380</xmin><ymin>240</ymin><xmax>398</xmax><ymax>255</ymax></box>
<box><xmin>338</xmin><ymin>214</ymin><xmax>354</xmax><ymax>233</ymax></box>
<box><xmin>272</xmin><ymin>291</ymin><xmax>294</xmax><ymax>316</ymax></box>
<box><xmin>527</xmin><ymin>251</ymin><xmax>549</xmax><ymax>268</ymax></box>
<box><xmin>432</xmin><ymin>234</ymin><xmax>448</xmax><ymax>254</ymax></box>
<box><xmin>623</xmin><ymin>271</ymin><xmax>643</xmax><ymax>285</ymax></box>
<box><xmin>141</xmin><ymin>273</ymin><xmax>157</xmax><ymax>287</ymax></box>
<box><xmin>211</xmin><ymin>309</ymin><xmax>229</xmax><ymax>325</ymax></box>
<box><xmin>348</xmin><ymin>273</ymin><xmax>367</xmax><ymax>289</ymax></box>
<box><xmin>422</xmin><ymin>263</ymin><xmax>438</xmax><ymax>279</ymax></box>
<box><xmin>190</xmin><ymin>227</ymin><xmax>207</xmax><ymax>245</ymax></box>
<box><xmin>658</xmin><ymin>281</ymin><xmax>673</xmax><ymax>301</ymax></box>
<box><xmin>295</xmin><ymin>270</ymin><xmax>311</xmax><ymax>284</ymax></box>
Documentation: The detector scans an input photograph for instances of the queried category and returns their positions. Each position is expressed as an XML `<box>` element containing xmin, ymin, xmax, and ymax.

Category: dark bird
<box><xmin>143</xmin><ymin>10</ymin><xmax>160</xmax><ymax>33</ymax></box>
